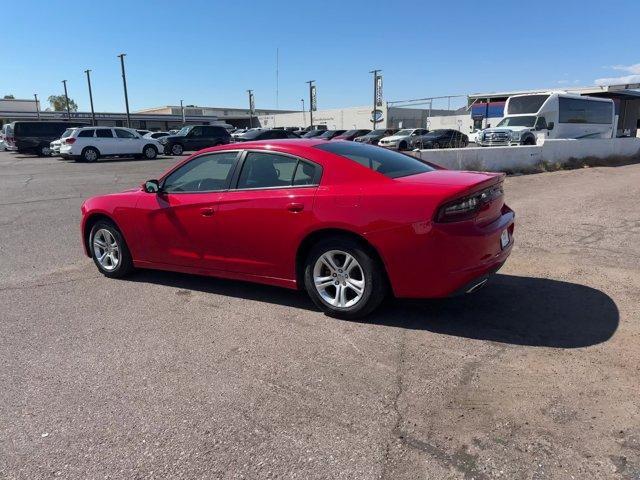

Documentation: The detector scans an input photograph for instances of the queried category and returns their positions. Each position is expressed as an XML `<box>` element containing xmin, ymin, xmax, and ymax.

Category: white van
<box><xmin>477</xmin><ymin>92</ymin><xmax>615</xmax><ymax>146</ymax></box>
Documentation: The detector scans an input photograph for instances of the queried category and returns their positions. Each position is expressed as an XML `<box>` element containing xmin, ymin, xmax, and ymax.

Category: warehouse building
<box><xmin>257</xmin><ymin>104</ymin><xmax>457</xmax><ymax>130</ymax></box>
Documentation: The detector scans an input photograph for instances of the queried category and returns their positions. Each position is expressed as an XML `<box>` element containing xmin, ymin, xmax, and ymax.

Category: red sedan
<box><xmin>80</xmin><ymin>139</ymin><xmax>514</xmax><ymax>318</ymax></box>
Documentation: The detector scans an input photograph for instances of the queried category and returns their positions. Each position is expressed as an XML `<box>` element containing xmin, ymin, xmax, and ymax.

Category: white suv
<box><xmin>60</xmin><ymin>127</ymin><xmax>163</xmax><ymax>162</ymax></box>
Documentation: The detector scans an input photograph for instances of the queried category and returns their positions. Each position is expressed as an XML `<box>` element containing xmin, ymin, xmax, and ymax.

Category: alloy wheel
<box><xmin>313</xmin><ymin>250</ymin><xmax>365</xmax><ymax>309</ymax></box>
<box><xmin>84</xmin><ymin>149</ymin><xmax>98</xmax><ymax>162</ymax></box>
<box><xmin>93</xmin><ymin>228</ymin><xmax>120</xmax><ymax>271</ymax></box>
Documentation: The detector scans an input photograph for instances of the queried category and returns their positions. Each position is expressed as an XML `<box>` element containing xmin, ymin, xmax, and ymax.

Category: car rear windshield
<box><xmin>315</xmin><ymin>142</ymin><xmax>435</xmax><ymax>179</ymax></box>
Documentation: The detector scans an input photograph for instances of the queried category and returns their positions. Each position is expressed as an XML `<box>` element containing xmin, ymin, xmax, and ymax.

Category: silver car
<box><xmin>378</xmin><ymin>128</ymin><xmax>429</xmax><ymax>151</ymax></box>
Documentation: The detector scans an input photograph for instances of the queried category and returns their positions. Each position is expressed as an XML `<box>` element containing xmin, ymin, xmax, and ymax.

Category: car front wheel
<box><xmin>304</xmin><ymin>238</ymin><xmax>387</xmax><ymax>319</ymax></box>
<box><xmin>170</xmin><ymin>143</ymin><xmax>184</xmax><ymax>155</ymax></box>
<box><xmin>89</xmin><ymin>220</ymin><xmax>134</xmax><ymax>278</ymax></box>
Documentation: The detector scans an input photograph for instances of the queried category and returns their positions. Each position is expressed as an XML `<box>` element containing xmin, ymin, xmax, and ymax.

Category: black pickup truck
<box><xmin>159</xmin><ymin>125</ymin><xmax>231</xmax><ymax>155</ymax></box>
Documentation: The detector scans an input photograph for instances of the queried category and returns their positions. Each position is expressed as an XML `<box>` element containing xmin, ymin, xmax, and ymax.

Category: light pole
<box><xmin>306</xmin><ymin>80</ymin><xmax>315</xmax><ymax>129</ymax></box>
<box><xmin>247</xmin><ymin>89</ymin><xmax>254</xmax><ymax>128</ymax></box>
<box><xmin>84</xmin><ymin>69</ymin><xmax>96</xmax><ymax>126</ymax></box>
<box><xmin>117</xmin><ymin>53</ymin><xmax>131</xmax><ymax>127</ymax></box>
<box><xmin>370</xmin><ymin>69</ymin><xmax>381</xmax><ymax>130</ymax></box>
<box><xmin>180</xmin><ymin>99</ymin><xmax>185</xmax><ymax>126</ymax></box>
<box><xmin>62</xmin><ymin>80</ymin><xmax>71</xmax><ymax>119</ymax></box>
<box><xmin>33</xmin><ymin>94</ymin><xmax>40</xmax><ymax>120</ymax></box>
<box><xmin>301</xmin><ymin>98</ymin><xmax>306</xmax><ymax>128</ymax></box>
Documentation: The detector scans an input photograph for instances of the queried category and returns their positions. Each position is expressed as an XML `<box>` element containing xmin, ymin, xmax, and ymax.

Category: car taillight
<box><xmin>436</xmin><ymin>184</ymin><xmax>503</xmax><ymax>223</ymax></box>
<box><xmin>65</xmin><ymin>138</ymin><xmax>76</xmax><ymax>144</ymax></box>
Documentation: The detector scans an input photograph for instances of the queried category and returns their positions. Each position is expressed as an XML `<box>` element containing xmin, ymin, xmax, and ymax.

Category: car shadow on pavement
<box><xmin>370</xmin><ymin>274</ymin><xmax>619</xmax><ymax>348</ymax></box>
<box><xmin>129</xmin><ymin>271</ymin><xmax>618</xmax><ymax>349</ymax></box>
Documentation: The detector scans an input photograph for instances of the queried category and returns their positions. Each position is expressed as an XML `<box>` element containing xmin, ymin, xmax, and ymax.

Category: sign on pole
<box><xmin>375</xmin><ymin>74</ymin><xmax>383</xmax><ymax>107</ymax></box>
<box><xmin>249</xmin><ymin>91</ymin><xmax>255</xmax><ymax>114</ymax></box>
<box><xmin>310</xmin><ymin>85</ymin><xmax>317</xmax><ymax>111</ymax></box>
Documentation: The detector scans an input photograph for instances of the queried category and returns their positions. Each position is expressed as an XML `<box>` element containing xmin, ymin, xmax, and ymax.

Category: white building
<box><xmin>257</xmin><ymin>104</ymin><xmax>457</xmax><ymax>130</ymax></box>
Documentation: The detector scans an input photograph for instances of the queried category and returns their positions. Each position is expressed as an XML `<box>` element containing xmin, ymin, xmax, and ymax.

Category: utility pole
<box><xmin>306</xmin><ymin>80</ymin><xmax>315</xmax><ymax>129</ymax></box>
<box><xmin>301</xmin><ymin>98</ymin><xmax>306</xmax><ymax>128</ymax></box>
<box><xmin>62</xmin><ymin>80</ymin><xmax>71</xmax><ymax>119</ymax></box>
<box><xmin>33</xmin><ymin>94</ymin><xmax>40</xmax><ymax>120</ymax></box>
<box><xmin>84</xmin><ymin>69</ymin><xmax>96</xmax><ymax>126</ymax></box>
<box><xmin>247</xmin><ymin>89</ymin><xmax>254</xmax><ymax>128</ymax></box>
<box><xmin>180</xmin><ymin>99</ymin><xmax>185</xmax><ymax>126</ymax></box>
<box><xmin>370</xmin><ymin>69</ymin><xmax>381</xmax><ymax>130</ymax></box>
<box><xmin>117</xmin><ymin>53</ymin><xmax>131</xmax><ymax>127</ymax></box>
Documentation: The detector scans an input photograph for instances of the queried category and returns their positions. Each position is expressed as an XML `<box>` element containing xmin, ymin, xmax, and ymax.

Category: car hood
<box><xmin>381</xmin><ymin>135</ymin><xmax>409</xmax><ymax>141</ymax></box>
<box><xmin>483</xmin><ymin>126</ymin><xmax>530</xmax><ymax>133</ymax></box>
<box><xmin>162</xmin><ymin>134</ymin><xmax>187</xmax><ymax>141</ymax></box>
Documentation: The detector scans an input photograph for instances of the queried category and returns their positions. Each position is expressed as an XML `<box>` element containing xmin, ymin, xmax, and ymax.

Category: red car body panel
<box><xmin>81</xmin><ymin>139</ymin><xmax>514</xmax><ymax>298</ymax></box>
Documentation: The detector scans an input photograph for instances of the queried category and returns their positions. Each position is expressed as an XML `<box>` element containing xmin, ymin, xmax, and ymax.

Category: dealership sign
<box><xmin>310</xmin><ymin>85</ymin><xmax>317</xmax><ymax>111</ymax></box>
<box><xmin>370</xmin><ymin>109</ymin><xmax>384</xmax><ymax>123</ymax></box>
<box><xmin>375</xmin><ymin>74</ymin><xmax>383</xmax><ymax>107</ymax></box>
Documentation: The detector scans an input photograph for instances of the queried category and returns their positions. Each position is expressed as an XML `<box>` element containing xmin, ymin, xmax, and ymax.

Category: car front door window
<box><xmin>163</xmin><ymin>152</ymin><xmax>238</xmax><ymax>192</ymax></box>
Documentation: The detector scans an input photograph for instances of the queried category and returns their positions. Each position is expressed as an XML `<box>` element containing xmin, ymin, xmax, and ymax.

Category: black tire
<box><xmin>522</xmin><ymin>136</ymin><xmax>536</xmax><ymax>146</ymax></box>
<box><xmin>303</xmin><ymin>237</ymin><xmax>387</xmax><ymax>319</ymax></box>
<box><xmin>142</xmin><ymin>144</ymin><xmax>158</xmax><ymax>160</ymax></box>
<box><xmin>81</xmin><ymin>147</ymin><xmax>100</xmax><ymax>163</ymax></box>
<box><xmin>398</xmin><ymin>141</ymin><xmax>407</xmax><ymax>151</ymax></box>
<box><xmin>37</xmin><ymin>144</ymin><xmax>51</xmax><ymax>157</ymax></box>
<box><xmin>89</xmin><ymin>220</ymin><xmax>134</xmax><ymax>278</ymax></box>
<box><xmin>170</xmin><ymin>143</ymin><xmax>184</xmax><ymax>155</ymax></box>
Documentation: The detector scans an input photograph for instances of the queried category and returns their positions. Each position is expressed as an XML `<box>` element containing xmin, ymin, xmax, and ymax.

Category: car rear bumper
<box><xmin>366</xmin><ymin>206</ymin><xmax>515</xmax><ymax>298</ymax></box>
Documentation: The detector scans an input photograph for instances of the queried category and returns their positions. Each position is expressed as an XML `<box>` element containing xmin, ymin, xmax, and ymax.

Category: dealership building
<box><xmin>0</xmin><ymin>99</ymin><xmax>294</xmax><ymax>130</ymax></box>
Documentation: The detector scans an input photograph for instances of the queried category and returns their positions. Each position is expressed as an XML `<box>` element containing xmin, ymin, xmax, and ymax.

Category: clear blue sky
<box><xmin>2</xmin><ymin>0</ymin><xmax>639</xmax><ymax>113</ymax></box>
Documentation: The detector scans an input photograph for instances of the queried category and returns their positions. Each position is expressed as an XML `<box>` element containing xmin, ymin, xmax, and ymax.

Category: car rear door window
<box><xmin>96</xmin><ymin>129</ymin><xmax>114</xmax><ymax>138</ymax></box>
<box><xmin>78</xmin><ymin>129</ymin><xmax>95</xmax><ymax>138</ymax></box>
<box><xmin>237</xmin><ymin>152</ymin><xmax>308</xmax><ymax>189</ymax></box>
<box><xmin>162</xmin><ymin>152</ymin><xmax>239</xmax><ymax>193</ymax></box>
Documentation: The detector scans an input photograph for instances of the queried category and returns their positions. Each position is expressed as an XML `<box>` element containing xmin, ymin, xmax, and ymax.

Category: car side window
<box><xmin>190</xmin><ymin>126</ymin><xmax>204</xmax><ymax>137</ymax></box>
<box><xmin>292</xmin><ymin>161</ymin><xmax>317</xmax><ymax>186</ymax></box>
<box><xmin>237</xmin><ymin>152</ymin><xmax>317</xmax><ymax>189</ymax></box>
<box><xmin>78</xmin><ymin>129</ymin><xmax>95</xmax><ymax>138</ymax></box>
<box><xmin>114</xmin><ymin>129</ymin><xmax>136</xmax><ymax>139</ymax></box>
<box><xmin>96</xmin><ymin>129</ymin><xmax>114</xmax><ymax>138</ymax></box>
<box><xmin>162</xmin><ymin>152</ymin><xmax>239</xmax><ymax>193</ymax></box>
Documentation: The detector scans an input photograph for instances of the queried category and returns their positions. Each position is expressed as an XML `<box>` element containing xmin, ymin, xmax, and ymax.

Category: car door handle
<box><xmin>200</xmin><ymin>207</ymin><xmax>215</xmax><ymax>217</ymax></box>
<box><xmin>286</xmin><ymin>202</ymin><xmax>304</xmax><ymax>213</ymax></box>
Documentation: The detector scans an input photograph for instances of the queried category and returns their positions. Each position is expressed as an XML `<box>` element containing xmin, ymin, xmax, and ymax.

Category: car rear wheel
<box><xmin>304</xmin><ymin>238</ymin><xmax>387</xmax><ymax>319</ymax></box>
<box><xmin>170</xmin><ymin>143</ymin><xmax>183</xmax><ymax>155</ymax></box>
<box><xmin>81</xmin><ymin>147</ymin><xmax>99</xmax><ymax>163</ymax></box>
<box><xmin>143</xmin><ymin>144</ymin><xmax>158</xmax><ymax>159</ymax></box>
<box><xmin>89</xmin><ymin>220</ymin><xmax>134</xmax><ymax>278</ymax></box>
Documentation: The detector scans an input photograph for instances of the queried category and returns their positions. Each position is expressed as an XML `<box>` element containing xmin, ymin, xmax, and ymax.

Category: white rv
<box><xmin>477</xmin><ymin>92</ymin><xmax>615</xmax><ymax>146</ymax></box>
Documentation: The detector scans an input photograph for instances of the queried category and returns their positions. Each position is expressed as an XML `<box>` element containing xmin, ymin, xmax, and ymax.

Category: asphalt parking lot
<box><xmin>1</xmin><ymin>151</ymin><xmax>639</xmax><ymax>479</ymax></box>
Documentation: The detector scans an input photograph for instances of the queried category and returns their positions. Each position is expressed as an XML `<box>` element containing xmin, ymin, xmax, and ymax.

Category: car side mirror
<box><xmin>143</xmin><ymin>179</ymin><xmax>160</xmax><ymax>193</ymax></box>
<box><xmin>547</xmin><ymin>122</ymin><xmax>554</xmax><ymax>131</ymax></box>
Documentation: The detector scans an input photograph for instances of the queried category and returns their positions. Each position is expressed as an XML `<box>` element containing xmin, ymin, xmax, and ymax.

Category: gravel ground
<box><xmin>0</xmin><ymin>151</ymin><xmax>638</xmax><ymax>479</ymax></box>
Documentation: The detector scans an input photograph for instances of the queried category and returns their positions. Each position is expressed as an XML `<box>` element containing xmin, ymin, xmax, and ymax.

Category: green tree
<box><xmin>3</xmin><ymin>94</ymin><xmax>15</xmax><ymax>99</ymax></box>
<box><xmin>48</xmin><ymin>94</ymin><xmax>78</xmax><ymax>112</ymax></box>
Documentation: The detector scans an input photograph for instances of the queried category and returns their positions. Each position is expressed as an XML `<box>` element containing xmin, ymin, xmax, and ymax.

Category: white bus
<box><xmin>477</xmin><ymin>92</ymin><xmax>615</xmax><ymax>146</ymax></box>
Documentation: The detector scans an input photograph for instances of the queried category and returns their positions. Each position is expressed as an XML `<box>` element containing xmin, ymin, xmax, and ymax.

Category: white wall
<box><xmin>412</xmin><ymin>138</ymin><xmax>640</xmax><ymax>172</ymax></box>
<box><xmin>426</xmin><ymin>113</ymin><xmax>474</xmax><ymax>134</ymax></box>
<box><xmin>257</xmin><ymin>105</ymin><xmax>382</xmax><ymax>130</ymax></box>
<box><xmin>0</xmin><ymin>99</ymin><xmax>39</xmax><ymax>112</ymax></box>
